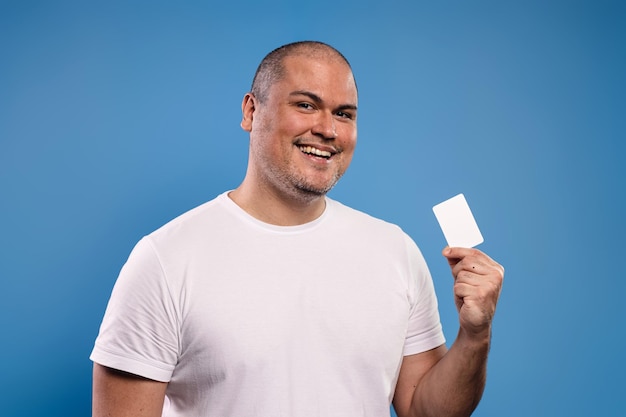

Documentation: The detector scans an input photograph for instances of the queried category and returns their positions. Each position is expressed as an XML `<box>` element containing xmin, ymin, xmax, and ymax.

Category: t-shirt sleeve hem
<box><xmin>90</xmin><ymin>347</ymin><xmax>174</xmax><ymax>383</ymax></box>
<box><xmin>403</xmin><ymin>332</ymin><xmax>446</xmax><ymax>357</ymax></box>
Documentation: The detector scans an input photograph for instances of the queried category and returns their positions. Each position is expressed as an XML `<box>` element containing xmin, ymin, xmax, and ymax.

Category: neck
<box><xmin>228</xmin><ymin>181</ymin><xmax>327</xmax><ymax>226</ymax></box>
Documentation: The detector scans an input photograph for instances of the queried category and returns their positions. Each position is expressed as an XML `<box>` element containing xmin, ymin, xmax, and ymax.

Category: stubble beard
<box><xmin>271</xmin><ymin>162</ymin><xmax>344</xmax><ymax>204</ymax></box>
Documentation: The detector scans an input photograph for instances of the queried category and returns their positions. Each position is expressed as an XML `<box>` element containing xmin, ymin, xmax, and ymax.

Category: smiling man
<box><xmin>91</xmin><ymin>41</ymin><xmax>504</xmax><ymax>417</ymax></box>
<box><xmin>231</xmin><ymin>45</ymin><xmax>358</xmax><ymax>225</ymax></box>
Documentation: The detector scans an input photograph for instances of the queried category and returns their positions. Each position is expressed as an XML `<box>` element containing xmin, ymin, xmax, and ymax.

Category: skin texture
<box><xmin>92</xmin><ymin>43</ymin><xmax>505</xmax><ymax>417</ymax></box>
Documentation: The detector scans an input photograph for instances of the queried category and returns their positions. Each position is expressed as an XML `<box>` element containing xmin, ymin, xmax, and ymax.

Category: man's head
<box><xmin>240</xmin><ymin>41</ymin><xmax>358</xmax><ymax>204</ymax></box>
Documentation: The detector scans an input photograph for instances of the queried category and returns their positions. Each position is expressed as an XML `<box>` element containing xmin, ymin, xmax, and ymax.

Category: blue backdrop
<box><xmin>1</xmin><ymin>1</ymin><xmax>624</xmax><ymax>416</ymax></box>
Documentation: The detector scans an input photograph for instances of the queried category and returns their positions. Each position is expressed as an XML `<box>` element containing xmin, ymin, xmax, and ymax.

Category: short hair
<box><xmin>250</xmin><ymin>41</ymin><xmax>355</xmax><ymax>103</ymax></box>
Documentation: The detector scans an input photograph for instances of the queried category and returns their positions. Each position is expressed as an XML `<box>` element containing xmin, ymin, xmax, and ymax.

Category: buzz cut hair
<box><xmin>250</xmin><ymin>41</ymin><xmax>355</xmax><ymax>103</ymax></box>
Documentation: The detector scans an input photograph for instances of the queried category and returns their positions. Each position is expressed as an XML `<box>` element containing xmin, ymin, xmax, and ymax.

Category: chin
<box><xmin>295</xmin><ymin>180</ymin><xmax>339</xmax><ymax>197</ymax></box>
<box><xmin>288</xmin><ymin>170</ymin><xmax>344</xmax><ymax>200</ymax></box>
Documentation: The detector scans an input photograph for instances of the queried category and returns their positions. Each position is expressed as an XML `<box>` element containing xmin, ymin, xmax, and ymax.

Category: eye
<box><xmin>336</xmin><ymin>111</ymin><xmax>354</xmax><ymax>120</ymax></box>
<box><xmin>297</xmin><ymin>102</ymin><xmax>314</xmax><ymax>110</ymax></box>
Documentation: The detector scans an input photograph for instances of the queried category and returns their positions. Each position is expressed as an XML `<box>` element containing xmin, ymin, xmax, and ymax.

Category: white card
<box><xmin>432</xmin><ymin>193</ymin><xmax>484</xmax><ymax>248</ymax></box>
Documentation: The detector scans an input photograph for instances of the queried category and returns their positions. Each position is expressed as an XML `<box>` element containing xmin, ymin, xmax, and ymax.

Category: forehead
<box><xmin>274</xmin><ymin>54</ymin><xmax>358</xmax><ymax>102</ymax></box>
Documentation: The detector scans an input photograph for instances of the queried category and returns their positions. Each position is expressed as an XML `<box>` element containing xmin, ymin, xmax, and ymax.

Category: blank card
<box><xmin>432</xmin><ymin>193</ymin><xmax>484</xmax><ymax>248</ymax></box>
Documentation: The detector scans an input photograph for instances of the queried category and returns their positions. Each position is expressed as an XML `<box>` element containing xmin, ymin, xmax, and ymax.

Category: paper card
<box><xmin>432</xmin><ymin>193</ymin><xmax>484</xmax><ymax>248</ymax></box>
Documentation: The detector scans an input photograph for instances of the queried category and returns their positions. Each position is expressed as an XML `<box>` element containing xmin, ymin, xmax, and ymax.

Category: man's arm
<box><xmin>92</xmin><ymin>363</ymin><xmax>168</xmax><ymax>417</ymax></box>
<box><xmin>393</xmin><ymin>247</ymin><xmax>504</xmax><ymax>417</ymax></box>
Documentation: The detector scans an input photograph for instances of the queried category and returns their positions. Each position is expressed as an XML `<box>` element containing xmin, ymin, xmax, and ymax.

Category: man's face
<box><xmin>241</xmin><ymin>54</ymin><xmax>358</xmax><ymax>202</ymax></box>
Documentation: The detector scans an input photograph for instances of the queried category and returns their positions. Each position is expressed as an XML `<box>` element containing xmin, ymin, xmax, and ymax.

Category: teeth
<box><xmin>299</xmin><ymin>146</ymin><xmax>332</xmax><ymax>158</ymax></box>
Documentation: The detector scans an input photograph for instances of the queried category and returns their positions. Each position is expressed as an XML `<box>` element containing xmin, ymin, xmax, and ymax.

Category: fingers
<box><xmin>443</xmin><ymin>247</ymin><xmax>504</xmax><ymax>281</ymax></box>
<box><xmin>442</xmin><ymin>246</ymin><xmax>505</xmax><ymax>337</ymax></box>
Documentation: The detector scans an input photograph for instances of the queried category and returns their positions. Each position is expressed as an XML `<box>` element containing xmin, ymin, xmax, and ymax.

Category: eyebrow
<box><xmin>289</xmin><ymin>90</ymin><xmax>358</xmax><ymax>112</ymax></box>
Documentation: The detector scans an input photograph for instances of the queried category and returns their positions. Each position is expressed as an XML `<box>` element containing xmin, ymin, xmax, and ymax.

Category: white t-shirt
<box><xmin>91</xmin><ymin>192</ymin><xmax>445</xmax><ymax>417</ymax></box>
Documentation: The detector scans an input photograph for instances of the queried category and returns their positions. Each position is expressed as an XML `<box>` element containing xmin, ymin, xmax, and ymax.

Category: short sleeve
<box><xmin>402</xmin><ymin>235</ymin><xmax>446</xmax><ymax>356</ymax></box>
<box><xmin>90</xmin><ymin>237</ymin><xmax>180</xmax><ymax>382</ymax></box>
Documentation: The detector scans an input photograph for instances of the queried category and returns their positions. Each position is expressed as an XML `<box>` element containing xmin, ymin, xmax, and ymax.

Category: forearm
<box><xmin>411</xmin><ymin>328</ymin><xmax>491</xmax><ymax>417</ymax></box>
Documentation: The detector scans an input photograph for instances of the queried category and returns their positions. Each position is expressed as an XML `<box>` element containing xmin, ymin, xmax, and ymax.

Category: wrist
<box><xmin>456</xmin><ymin>326</ymin><xmax>491</xmax><ymax>351</ymax></box>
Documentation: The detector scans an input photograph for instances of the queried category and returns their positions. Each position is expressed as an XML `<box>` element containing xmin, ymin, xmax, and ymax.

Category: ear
<box><xmin>240</xmin><ymin>93</ymin><xmax>256</xmax><ymax>132</ymax></box>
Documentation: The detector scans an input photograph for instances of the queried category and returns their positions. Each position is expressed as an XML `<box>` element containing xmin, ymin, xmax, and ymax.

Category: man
<box><xmin>91</xmin><ymin>41</ymin><xmax>504</xmax><ymax>417</ymax></box>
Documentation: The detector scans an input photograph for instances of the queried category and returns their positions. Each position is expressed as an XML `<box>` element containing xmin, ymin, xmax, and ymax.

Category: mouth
<box><xmin>298</xmin><ymin>145</ymin><xmax>334</xmax><ymax>159</ymax></box>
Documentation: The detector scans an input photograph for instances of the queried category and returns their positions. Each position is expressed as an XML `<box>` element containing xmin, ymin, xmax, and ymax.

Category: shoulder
<box><xmin>148</xmin><ymin>192</ymin><xmax>231</xmax><ymax>239</ymax></box>
<box><xmin>327</xmin><ymin>197</ymin><xmax>408</xmax><ymax>237</ymax></box>
<box><xmin>326</xmin><ymin>198</ymin><xmax>421</xmax><ymax>255</ymax></box>
<box><xmin>125</xmin><ymin>192</ymin><xmax>240</xmax><ymax>261</ymax></box>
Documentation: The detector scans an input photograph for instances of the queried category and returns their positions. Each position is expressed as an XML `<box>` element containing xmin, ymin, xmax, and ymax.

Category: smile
<box><xmin>299</xmin><ymin>145</ymin><xmax>332</xmax><ymax>159</ymax></box>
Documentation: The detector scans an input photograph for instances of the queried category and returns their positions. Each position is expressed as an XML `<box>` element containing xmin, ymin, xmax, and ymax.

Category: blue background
<box><xmin>1</xmin><ymin>1</ymin><xmax>624</xmax><ymax>416</ymax></box>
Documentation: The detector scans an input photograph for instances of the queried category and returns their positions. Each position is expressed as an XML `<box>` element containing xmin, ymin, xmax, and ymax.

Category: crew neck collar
<box><xmin>219</xmin><ymin>191</ymin><xmax>331</xmax><ymax>233</ymax></box>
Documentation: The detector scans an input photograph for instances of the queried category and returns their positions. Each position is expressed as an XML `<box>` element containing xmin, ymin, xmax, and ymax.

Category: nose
<box><xmin>311</xmin><ymin>111</ymin><xmax>337</xmax><ymax>140</ymax></box>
